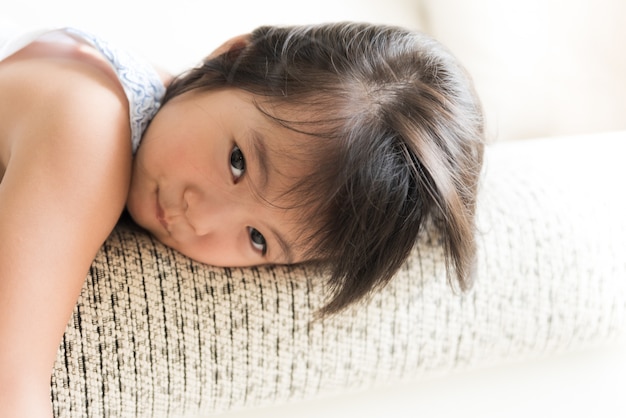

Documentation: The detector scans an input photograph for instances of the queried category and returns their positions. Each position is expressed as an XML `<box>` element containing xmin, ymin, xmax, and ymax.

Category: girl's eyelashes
<box><xmin>230</xmin><ymin>145</ymin><xmax>246</xmax><ymax>181</ymax></box>
<box><xmin>248</xmin><ymin>227</ymin><xmax>267</xmax><ymax>256</ymax></box>
<box><xmin>230</xmin><ymin>147</ymin><xmax>266</xmax><ymax>257</ymax></box>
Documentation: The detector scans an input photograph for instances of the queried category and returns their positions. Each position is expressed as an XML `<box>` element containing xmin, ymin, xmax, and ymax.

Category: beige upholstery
<box><xmin>52</xmin><ymin>131</ymin><xmax>626</xmax><ymax>417</ymax></box>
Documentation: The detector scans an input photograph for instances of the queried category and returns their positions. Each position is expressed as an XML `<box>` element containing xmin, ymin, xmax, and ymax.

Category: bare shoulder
<box><xmin>0</xmin><ymin>40</ymin><xmax>133</xmax><ymax>184</ymax></box>
<box><xmin>1</xmin><ymin>42</ymin><xmax>130</xmax><ymax>150</ymax></box>
<box><xmin>0</xmin><ymin>41</ymin><xmax>133</xmax><ymax>233</ymax></box>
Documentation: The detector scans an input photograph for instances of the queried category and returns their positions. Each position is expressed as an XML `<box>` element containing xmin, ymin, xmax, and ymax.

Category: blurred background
<box><xmin>4</xmin><ymin>1</ymin><xmax>626</xmax><ymax>417</ymax></box>
<box><xmin>5</xmin><ymin>0</ymin><xmax>626</xmax><ymax>142</ymax></box>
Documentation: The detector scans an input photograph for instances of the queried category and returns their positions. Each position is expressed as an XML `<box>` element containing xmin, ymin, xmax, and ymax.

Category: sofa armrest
<box><xmin>52</xmin><ymin>132</ymin><xmax>626</xmax><ymax>417</ymax></box>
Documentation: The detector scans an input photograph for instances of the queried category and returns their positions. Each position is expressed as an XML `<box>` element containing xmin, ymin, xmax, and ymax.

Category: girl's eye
<box><xmin>248</xmin><ymin>227</ymin><xmax>267</xmax><ymax>255</ymax></box>
<box><xmin>230</xmin><ymin>145</ymin><xmax>245</xmax><ymax>181</ymax></box>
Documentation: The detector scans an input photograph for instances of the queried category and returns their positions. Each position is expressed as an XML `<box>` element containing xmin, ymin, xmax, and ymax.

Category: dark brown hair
<box><xmin>164</xmin><ymin>22</ymin><xmax>484</xmax><ymax>315</ymax></box>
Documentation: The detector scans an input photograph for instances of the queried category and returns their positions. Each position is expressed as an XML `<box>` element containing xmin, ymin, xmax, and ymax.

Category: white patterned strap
<box><xmin>61</xmin><ymin>27</ymin><xmax>166</xmax><ymax>153</ymax></box>
<box><xmin>0</xmin><ymin>27</ymin><xmax>166</xmax><ymax>152</ymax></box>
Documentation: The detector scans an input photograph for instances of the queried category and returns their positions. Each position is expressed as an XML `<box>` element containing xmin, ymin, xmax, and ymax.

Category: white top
<box><xmin>0</xmin><ymin>27</ymin><xmax>166</xmax><ymax>152</ymax></box>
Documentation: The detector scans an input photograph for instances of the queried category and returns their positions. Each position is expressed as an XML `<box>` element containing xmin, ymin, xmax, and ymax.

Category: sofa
<box><xmin>5</xmin><ymin>0</ymin><xmax>626</xmax><ymax>417</ymax></box>
<box><xmin>49</xmin><ymin>131</ymin><xmax>626</xmax><ymax>417</ymax></box>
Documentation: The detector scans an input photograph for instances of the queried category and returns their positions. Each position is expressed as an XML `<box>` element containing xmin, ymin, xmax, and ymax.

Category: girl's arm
<box><xmin>0</xmin><ymin>51</ymin><xmax>132</xmax><ymax>416</ymax></box>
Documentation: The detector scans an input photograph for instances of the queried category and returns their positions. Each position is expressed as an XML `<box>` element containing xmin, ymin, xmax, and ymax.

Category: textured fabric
<box><xmin>51</xmin><ymin>132</ymin><xmax>626</xmax><ymax>417</ymax></box>
<box><xmin>0</xmin><ymin>27</ymin><xmax>165</xmax><ymax>152</ymax></box>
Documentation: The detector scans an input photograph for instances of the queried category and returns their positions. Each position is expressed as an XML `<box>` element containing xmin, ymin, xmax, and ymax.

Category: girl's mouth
<box><xmin>156</xmin><ymin>190</ymin><xmax>169</xmax><ymax>231</ymax></box>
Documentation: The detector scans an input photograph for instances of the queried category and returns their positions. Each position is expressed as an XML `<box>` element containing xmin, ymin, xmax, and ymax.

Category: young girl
<box><xmin>0</xmin><ymin>22</ymin><xmax>484</xmax><ymax>416</ymax></box>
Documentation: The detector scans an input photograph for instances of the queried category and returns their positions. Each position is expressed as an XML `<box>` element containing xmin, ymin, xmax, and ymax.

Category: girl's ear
<box><xmin>207</xmin><ymin>34</ymin><xmax>251</xmax><ymax>59</ymax></box>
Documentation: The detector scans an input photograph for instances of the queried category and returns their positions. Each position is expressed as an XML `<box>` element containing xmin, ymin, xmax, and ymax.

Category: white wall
<box><xmin>5</xmin><ymin>0</ymin><xmax>423</xmax><ymax>73</ymax></box>
<box><xmin>7</xmin><ymin>0</ymin><xmax>625</xmax><ymax>140</ymax></box>
<box><xmin>422</xmin><ymin>0</ymin><xmax>626</xmax><ymax>140</ymax></box>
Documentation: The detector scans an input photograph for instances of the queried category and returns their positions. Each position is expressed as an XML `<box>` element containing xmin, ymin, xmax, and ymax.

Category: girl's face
<box><xmin>126</xmin><ymin>88</ymin><xmax>310</xmax><ymax>267</ymax></box>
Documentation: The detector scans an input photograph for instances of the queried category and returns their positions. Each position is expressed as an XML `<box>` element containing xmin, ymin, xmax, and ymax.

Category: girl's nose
<box><xmin>183</xmin><ymin>188</ymin><xmax>222</xmax><ymax>236</ymax></box>
<box><xmin>183</xmin><ymin>187</ymin><xmax>231</xmax><ymax>237</ymax></box>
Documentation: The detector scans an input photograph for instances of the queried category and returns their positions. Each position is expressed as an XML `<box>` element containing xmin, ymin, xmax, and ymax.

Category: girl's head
<box><xmin>127</xmin><ymin>22</ymin><xmax>484</xmax><ymax>315</ymax></box>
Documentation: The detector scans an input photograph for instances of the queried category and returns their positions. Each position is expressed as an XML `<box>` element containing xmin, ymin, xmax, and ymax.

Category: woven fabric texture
<box><xmin>51</xmin><ymin>132</ymin><xmax>626</xmax><ymax>417</ymax></box>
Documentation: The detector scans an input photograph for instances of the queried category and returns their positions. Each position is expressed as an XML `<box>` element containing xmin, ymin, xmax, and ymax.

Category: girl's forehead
<box><xmin>242</xmin><ymin>101</ymin><xmax>319</xmax><ymax>170</ymax></box>
<box><xmin>243</xmin><ymin>123</ymin><xmax>311</xmax><ymax>195</ymax></box>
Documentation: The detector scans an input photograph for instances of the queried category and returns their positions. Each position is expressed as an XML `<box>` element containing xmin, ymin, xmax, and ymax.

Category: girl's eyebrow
<box><xmin>247</xmin><ymin>129</ymin><xmax>295</xmax><ymax>264</ymax></box>
<box><xmin>268</xmin><ymin>224</ymin><xmax>295</xmax><ymax>264</ymax></box>
<box><xmin>248</xmin><ymin>129</ymin><xmax>269</xmax><ymax>192</ymax></box>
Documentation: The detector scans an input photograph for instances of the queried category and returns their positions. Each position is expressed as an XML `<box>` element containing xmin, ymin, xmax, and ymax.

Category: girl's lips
<box><xmin>156</xmin><ymin>191</ymin><xmax>169</xmax><ymax>231</ymax></box>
